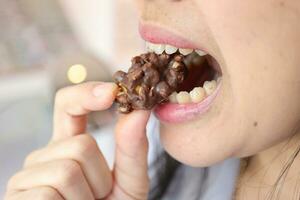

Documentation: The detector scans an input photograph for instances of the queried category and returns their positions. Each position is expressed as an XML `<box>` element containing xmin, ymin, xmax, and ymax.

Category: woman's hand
<box><xmin>5</xmin><ymin>82</ymin><xmax>151</xmax><ymax>200</ymax></box>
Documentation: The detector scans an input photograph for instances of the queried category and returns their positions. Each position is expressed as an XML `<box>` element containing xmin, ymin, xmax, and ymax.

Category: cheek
<box><xmin>237</xmin><ymin>79</ymin><xmax>300</xmax><ymax>155</ymax></box>
<box><xmin>203</xmin><ymin>0</ymin><xmax>300</xmax><ymax>153</ymax></box>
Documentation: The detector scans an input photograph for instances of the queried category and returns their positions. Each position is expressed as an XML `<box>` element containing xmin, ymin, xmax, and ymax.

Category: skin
<box><xmin>5</xmin><ymin>0</ymin><xmax>300</xmax><ymax>199</ymax></box>
<box><xmin>5</xmin><ymin>82</ymin><xmax>151</xmax><ymax>200</ymax></box>
<box><xmin>137</xmin><ymin>0</ymin><xmax>300</xmax><ymax>166</ymax></box>
<box><xmin>137</xmin><ymin>0</ymin><xmax>300</xmax><ymax>198</ymax></box>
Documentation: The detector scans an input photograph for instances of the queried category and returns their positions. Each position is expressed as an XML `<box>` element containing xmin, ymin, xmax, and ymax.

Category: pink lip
<box><xmin>139</xmin><ymin>22</ymin><xmax>200</xmax><ymax>49</ymax></box>
<box><xmin>154</xmin><ymin>83</ymin><xmax>222</xmax><ymax>123</ymax></box>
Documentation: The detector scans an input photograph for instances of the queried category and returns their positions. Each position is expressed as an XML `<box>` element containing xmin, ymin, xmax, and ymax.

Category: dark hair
<box><xmin>148</xmin><ymin>151</ymin><xmax>181</xmax><ymax>200</ymax></box>
<box><xmin>267</xmin><ymin>143</ymin><xmax>300</xmax><ymax>199</ymax></box>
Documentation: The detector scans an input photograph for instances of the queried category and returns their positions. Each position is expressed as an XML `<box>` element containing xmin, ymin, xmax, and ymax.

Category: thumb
<box><xmin>113</xmin><ymin>110</ymin><xmax>151</xmax><ymax>200</ymax></box>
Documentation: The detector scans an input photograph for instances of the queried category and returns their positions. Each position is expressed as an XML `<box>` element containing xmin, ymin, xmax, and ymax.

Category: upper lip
<box><xmin>139</xmin><ymin>21</ymin><xmax>222</xmax><ymax>75</ymax></box>
<box><xmin>139</xmin><ymin>22</ymin><xmax>207</xmax><ymax>51</ymax></box>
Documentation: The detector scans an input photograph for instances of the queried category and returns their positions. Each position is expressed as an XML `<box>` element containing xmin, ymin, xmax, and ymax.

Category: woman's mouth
<box><xmin>139</xmin><ymin>24</ymin><xmax>223</xmax><ymax>123</ymax></box>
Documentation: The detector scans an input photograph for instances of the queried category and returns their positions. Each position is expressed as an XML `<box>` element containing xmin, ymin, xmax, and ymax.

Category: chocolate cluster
<box><xmin>113</xmin><ymin>52</ymin><xmax>188</xmax><ymax>113</ymax></box>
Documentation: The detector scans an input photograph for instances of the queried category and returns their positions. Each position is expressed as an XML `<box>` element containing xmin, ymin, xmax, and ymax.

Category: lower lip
<box><xmin>154</xmin><ymin>83</ymin><xmax>222</xmax><ymax>123</ymax></box>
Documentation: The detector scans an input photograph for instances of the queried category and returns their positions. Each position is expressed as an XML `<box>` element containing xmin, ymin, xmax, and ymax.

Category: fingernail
<box><xmin>93</xmin><ymin>82</ymin><xmax>118</xmax><ymax>97</ymax></box>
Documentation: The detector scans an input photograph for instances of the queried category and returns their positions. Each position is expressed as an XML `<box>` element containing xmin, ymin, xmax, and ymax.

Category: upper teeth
<box><xmin>154</xmin><ymin>44</ymin><xmax>165</xmax><ymax>54</ymax></box>
<box><xmin>146</xmin><ymin>41</ymin><xmax>207</xmax><ymax>56</ymax></box>
<box><xmin>165</xmin><ymin>45</ymin><xmax>178</xmax><ymax>54</ymax></box>
<box><xmin>179</xmin><ymin>48</ymin><xmax>194</xmax><ymax>55</ymax></box>
<box><xmin>195</xmin><ymin>50</ymin><xmax>207</xmax><ymax>56</ymax></box>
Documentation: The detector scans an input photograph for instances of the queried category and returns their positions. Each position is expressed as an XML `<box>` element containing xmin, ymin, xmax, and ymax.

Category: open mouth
<box><xmin>146</xmin><ymin>42</ymin><xmax>222</xmax><ymax>104</ymax></box>
<box><xmin>139</xmin><ymin>23</ymin><xmax>223</xmax><ymax>123</ymax></box>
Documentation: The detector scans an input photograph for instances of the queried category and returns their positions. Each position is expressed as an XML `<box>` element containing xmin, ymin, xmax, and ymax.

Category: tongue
<box><xmin>178</xmin><ymin>59</ymin><xmax>215</xmax><ymax>92</ymax></box>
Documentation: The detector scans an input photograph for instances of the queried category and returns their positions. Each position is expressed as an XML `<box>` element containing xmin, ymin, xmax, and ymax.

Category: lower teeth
<box><xmin>168</xmin><ymin>79</ymin><xmax>219</xmax><ymax>104</ymax></box>
<box><xmin>190</xmin><ymin>87</ymin><xmax>206</xmax><ymax>103</ymax></box>
<box><xmin>203</xmin><ymin>80</ymin><xmax>217</xmax><ymax>95</ymax></box>
<box><xmin>176</xmin><ymin>91</ymin><xmax>191</xmax><ymax>104</ymax></box>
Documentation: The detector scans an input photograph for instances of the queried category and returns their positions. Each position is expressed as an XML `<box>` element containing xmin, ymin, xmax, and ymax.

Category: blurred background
<box><xmin>0</xmin><ymin>0</ymin><xmax>145</xmax><ymax>196</ymax></box>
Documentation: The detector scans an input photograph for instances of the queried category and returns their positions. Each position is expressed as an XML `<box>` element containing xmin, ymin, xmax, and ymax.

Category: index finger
<box><xmin>52</xmin><ymin>82</ymin><xmax>118</xmax><ymax>141</ymax></box>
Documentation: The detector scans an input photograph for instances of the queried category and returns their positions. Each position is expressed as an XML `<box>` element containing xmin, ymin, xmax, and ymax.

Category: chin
<box><xmin>159</xmin><ymin>126</ymin><xmax>230</xmax><ymax>167</ymax></box>
<box><xmin>159</xmin><ymin>126</ymin><xmax>241</xmax><ymax>167</ymax></box>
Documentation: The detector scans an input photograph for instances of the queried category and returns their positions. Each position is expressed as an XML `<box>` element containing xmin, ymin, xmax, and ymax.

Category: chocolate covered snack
<box><xmin>113</xmin><ymin>52</ymin><xmax>188</xmax><ymax>113</ymax></box>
